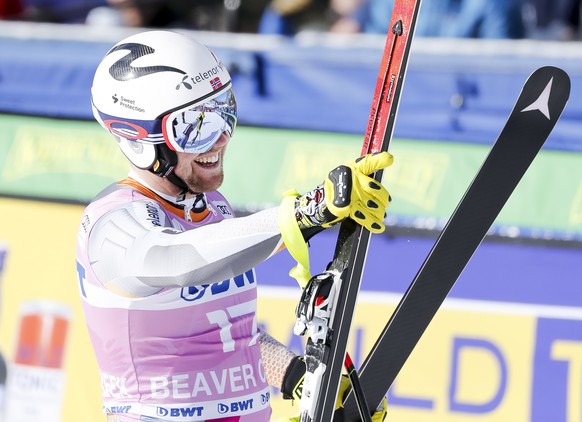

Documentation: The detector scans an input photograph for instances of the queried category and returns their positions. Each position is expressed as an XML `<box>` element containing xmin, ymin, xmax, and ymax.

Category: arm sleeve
<box><xmin>87</xmin><ymin>199</ymin><xmax>284</xmax><ymax>295</ymax></box>
<box><xmin>257</xmin><ymin>330</ymin><xmax>297</xmax><ymax>389</ymax></box>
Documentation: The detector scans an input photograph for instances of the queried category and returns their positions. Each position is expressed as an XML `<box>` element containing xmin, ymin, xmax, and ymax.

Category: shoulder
<box><xmin>101</xmin><ymin>198</ymin><xmax>174</xmax><ymax>232</ymax></box>
<box><xmin>85</xmin><ymin>181</ymin><xmax>174</xmax><ymax>226</ymax></box>
<box><xmin>85</xmin><ymin>181</ymin><xmax>146</xmax><ymax>215</ymax></box>
<box><xmin>81</xmin><ymin>191</ymin><xmax>176</xmax><ymax>246</ymax></box>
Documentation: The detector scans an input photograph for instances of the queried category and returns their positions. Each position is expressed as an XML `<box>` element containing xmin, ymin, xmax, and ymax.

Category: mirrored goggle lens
<box><xmin>163</xmin><ymin>88</ymin><xmax>237</xmax><ymax>154</ymax></box>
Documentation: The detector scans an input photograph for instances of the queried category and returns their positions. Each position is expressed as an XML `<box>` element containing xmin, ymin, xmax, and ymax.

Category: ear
<box><xmin>152</xmin><ymin>144</ymin><xmax>178</xmax><ymax>177</ymax></box>
<box><xmin>117</xmin><ymin>137</ymin><xmax>157</xmax><ymax>170</ymax></box>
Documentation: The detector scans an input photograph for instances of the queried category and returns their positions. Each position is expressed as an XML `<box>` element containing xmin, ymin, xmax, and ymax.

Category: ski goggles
<box><xmin>161</xmin><ymin>87</ymin><xmax>237</xmax><ymax>154</ymax></box>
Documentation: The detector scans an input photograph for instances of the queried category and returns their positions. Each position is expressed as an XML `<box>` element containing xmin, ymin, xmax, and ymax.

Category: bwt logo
<box><xmin>156</xmin><ymin>406</ymin><xmax>203</xmax><ymax>418</ymax></box>
<box><xmin>104</xmin><ymin>405</ymin><xmax>131</xmax><ymax>413</ymax></box>
<box><xmin>217</xmin><ymin>399</ymin><xmax>254</xmax><ymax>414</ymax></box>
<box><xmin>261</xmin><ymin>392</ymin><xmax>270</xmax><ymax>405</ymax></box>
<box><xmin>181</xmin><ymin>269</ymin><xmax>255</xmax><ymax>302</ymax></box>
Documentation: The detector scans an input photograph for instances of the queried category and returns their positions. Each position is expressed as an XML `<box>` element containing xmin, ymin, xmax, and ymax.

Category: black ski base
<box><xmin>342</xmin><ymin>66</ymin><xmax>571</xmax><ymax>421</ymax></box>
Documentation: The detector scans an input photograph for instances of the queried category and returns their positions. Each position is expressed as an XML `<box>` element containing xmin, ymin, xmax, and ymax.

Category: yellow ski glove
<box><xmin>278</xmin><ymin>151</ymin><xmax>393</xmax><ymax>288</ymax></box>
<box><xmin>334</xmin><ymin>375</ymin><xmax>388</xmax><ymax>422</ymax></box>
<box><xmin>278</xmin><ymin>375</ymin><xmax>388</xmax><ymax>422</ymax></box>
<box><xmin>295</xmin><ymin>151</ymin><xmax>393</xmax><ymax>234</ymax></box>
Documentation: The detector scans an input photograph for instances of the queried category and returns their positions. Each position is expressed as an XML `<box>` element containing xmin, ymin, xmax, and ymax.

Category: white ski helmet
<box><xmin>91</xmin><ymin>30</ymin><xmax>237</xmax><ymax>183</ymax></box>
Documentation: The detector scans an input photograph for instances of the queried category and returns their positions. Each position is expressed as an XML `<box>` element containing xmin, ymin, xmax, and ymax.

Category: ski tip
<box><xmin>530</xmin><ymin>66</ymin><xmax>571</xmax><ymax>97</ymax></box>
<box><xmin>533</xmin><ymin>65</ymin><xmax>569</xmax><ymax>77</ymax></box>
<box><xmin>516</xmin><ymin>66</ymin><xmax>571</xmax><ymax>123</ymax></box>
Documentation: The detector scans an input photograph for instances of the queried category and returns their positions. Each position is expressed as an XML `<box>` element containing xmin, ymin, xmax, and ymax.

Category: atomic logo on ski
<box><xmin>521</xmin><ymin>77</ymin><xmax>553</xmax><ymax>119</ymax></box>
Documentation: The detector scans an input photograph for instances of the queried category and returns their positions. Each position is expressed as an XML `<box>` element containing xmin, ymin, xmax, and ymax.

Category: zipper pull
<box><xmin>207</xmin><ymin>202</ymin><xmax>218</xmax><ymax>216</ymax></box>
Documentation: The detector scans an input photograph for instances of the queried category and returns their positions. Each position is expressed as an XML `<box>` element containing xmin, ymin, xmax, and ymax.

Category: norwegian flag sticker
<box><xmin>210</xmin><ymin>77</ymin><xmax>222</xmax><ymax>91</ymax></box>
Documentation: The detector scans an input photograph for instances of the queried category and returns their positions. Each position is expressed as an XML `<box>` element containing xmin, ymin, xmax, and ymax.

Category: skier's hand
<box><xmin>278</xmin><ymin>375</ymin><xmax>388</xmax><ymax>422</ymax></box>
<box><xmin>294</xmin><ymin>152</ymin><xmax>393</xmax><ymax>234</ymax></box>
<box><xmin>372</xmin><ymin>398</ymin><xmax>388</xmax><ymax>422</ymax></box>
<box><xmin>278</xmin><ymin>152</ymin><xmax>393</xmax><ymax>288</ymax></box>
<box><xmin>334</xmin><ymin>375</ymin><xmax>388</xmax><ymax>421</ymax></box>
<box><xmin>280</xmin><ymin>355</ymin><xmax>305</xmax><ymax>401</ymax></box>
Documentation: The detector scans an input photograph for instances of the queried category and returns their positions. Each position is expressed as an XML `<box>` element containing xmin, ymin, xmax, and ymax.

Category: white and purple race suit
<box><xmin>76</xmin><ymin>173</ymin><xmax>294</xmax><ymax>422</ymax></box>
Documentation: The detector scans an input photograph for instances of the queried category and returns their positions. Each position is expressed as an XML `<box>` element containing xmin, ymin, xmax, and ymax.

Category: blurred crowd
<box><xmin>0</xmin><ymin>0</ymin><xmax>581</xmax><ymax>41</ymax></box>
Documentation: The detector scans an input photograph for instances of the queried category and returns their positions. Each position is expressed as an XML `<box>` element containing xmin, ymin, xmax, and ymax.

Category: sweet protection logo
<box><xmin>107</xmin><ymin>43</ymin><xmax>187</xmax><ymax>81</ymax></box>
<box><xmin>106</xmin><ymin>42</ymin><xmax>226</xmax><ymax>92</ymax></box>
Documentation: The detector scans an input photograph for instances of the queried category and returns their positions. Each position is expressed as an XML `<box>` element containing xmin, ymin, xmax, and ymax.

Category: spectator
<box><xmin>22</xmin><ymin>0</ymin><xmax>105</xmax><ymax>23</ymax></box>
<box><xmin>329</xmin><ymin>0</ymin><xmax>526</xmax><ymax>39</ymax></box>
<box><xmin>523</xmin><ymin>0</ymin><xmax>581</xmax><ymax>40</ymax></box>
<box><xmin>86</xmin><ymin>0</ymin><xmax>242</xmax><ymax>31</ymax></box>
<box><xmin>86</xmin><ymin>0</ymin><xmax>183</xmax><ymax>27</ymax></box>
<box><xmin>328</xmin><ymin>0</ymin><xmax>368</xmax><ymax>33</ymax></box>
<box><xmin>452</xmin><ymin>0</ymin><xmax>525</xmax><ymax>39</ymax></box>
<box><xmin>567</xmin><ymin>0</ymin><xmax>581</xmax><ymax>38</ymax></box>
<box><xmin>258</xmin><ymin>0</ymin><xmax>333</xmax><ymax>35</ymax></box>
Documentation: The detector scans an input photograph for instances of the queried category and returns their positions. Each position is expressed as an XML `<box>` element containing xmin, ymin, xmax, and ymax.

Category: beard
<box><xmin>183</xmin><ymin>165</ymin><xmax>224</xmax><ymax>193</ymax></box>
<box><xmin>173</xmin><ymin>150</ymin><xmax>226</xmax><ymax>194</ymax></box>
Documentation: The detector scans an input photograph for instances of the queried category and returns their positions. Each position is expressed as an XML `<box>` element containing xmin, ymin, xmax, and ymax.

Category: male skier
<box><xmin>77</xmin><ymin>30</ymin><xmax>391</xmax><ymax>421</ymax></box>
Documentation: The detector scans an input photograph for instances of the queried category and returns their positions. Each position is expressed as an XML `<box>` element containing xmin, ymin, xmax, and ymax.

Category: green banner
<box><xmin>0</xmin><ymin>114</ymin><xmax>127</xmax><ymax>201</ymax></box>
<box><xmin>1</xmin><ymin>114</ymin><xmax>580</xmax><ymax>238</ymax></box>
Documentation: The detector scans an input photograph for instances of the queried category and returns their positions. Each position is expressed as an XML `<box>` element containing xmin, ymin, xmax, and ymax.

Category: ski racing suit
<box><xmin>76</xmin><ymin>173</ymin><xmax>296</xmax><ymax>422</ymax></box>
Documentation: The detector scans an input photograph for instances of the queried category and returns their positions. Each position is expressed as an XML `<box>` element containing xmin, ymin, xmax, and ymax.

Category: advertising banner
<box><xmin>0</xmin><ymin>114</ymin><xmax>580</xmax><ymax>241</ymax></box>
<box><xmin>1</xmin><ymin>198</ymin><xmax>580</xmax><ymax>421</ymax></box>
<box><xmin>259</xmin><ymin>288</ymin><xmax>582</xmax><ymax>421</ymax></box>
<box><xmin>4</xmin><ymin>301</ymin><xmax>72</xmax><ymax>422</ymax></box>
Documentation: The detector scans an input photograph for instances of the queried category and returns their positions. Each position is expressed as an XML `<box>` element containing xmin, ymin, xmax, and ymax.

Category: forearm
<box><xmin>257</xmin><ymin>330</ymin><xmax>297</xmax><ymax>389</ymax></box>
<box><xmin>130</xmin><ymin>207</ymin><xmax>283</xmax><ymax>286</ymax></box>
<box><xmin>89</xmin><ymin>205</ymin><xmax>284</xmax><ymax>292</ymax></box>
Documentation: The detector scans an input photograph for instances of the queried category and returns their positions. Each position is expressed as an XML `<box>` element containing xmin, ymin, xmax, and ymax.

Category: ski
<box><xmin>294</xmin><ymin>1</ymin><xmax>423</xmax><ymax>421</ymax></box>
<box><xmin>342</xmin><ymin>65</ymin><xmax>571</xmax><ymax>421</ymax></box>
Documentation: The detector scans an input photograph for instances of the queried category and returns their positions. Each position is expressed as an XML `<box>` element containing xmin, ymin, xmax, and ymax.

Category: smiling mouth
<box><xmin>194</xmin><ymin>151</ymin><xmax>220</xmax><ymax>167</ymax></box>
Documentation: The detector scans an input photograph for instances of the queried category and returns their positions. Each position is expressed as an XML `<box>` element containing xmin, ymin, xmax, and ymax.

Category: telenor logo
<box><xmin>107</xmin><ymin>43</ymin><xmax>186</xmax><ymax>81</ymax></box>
